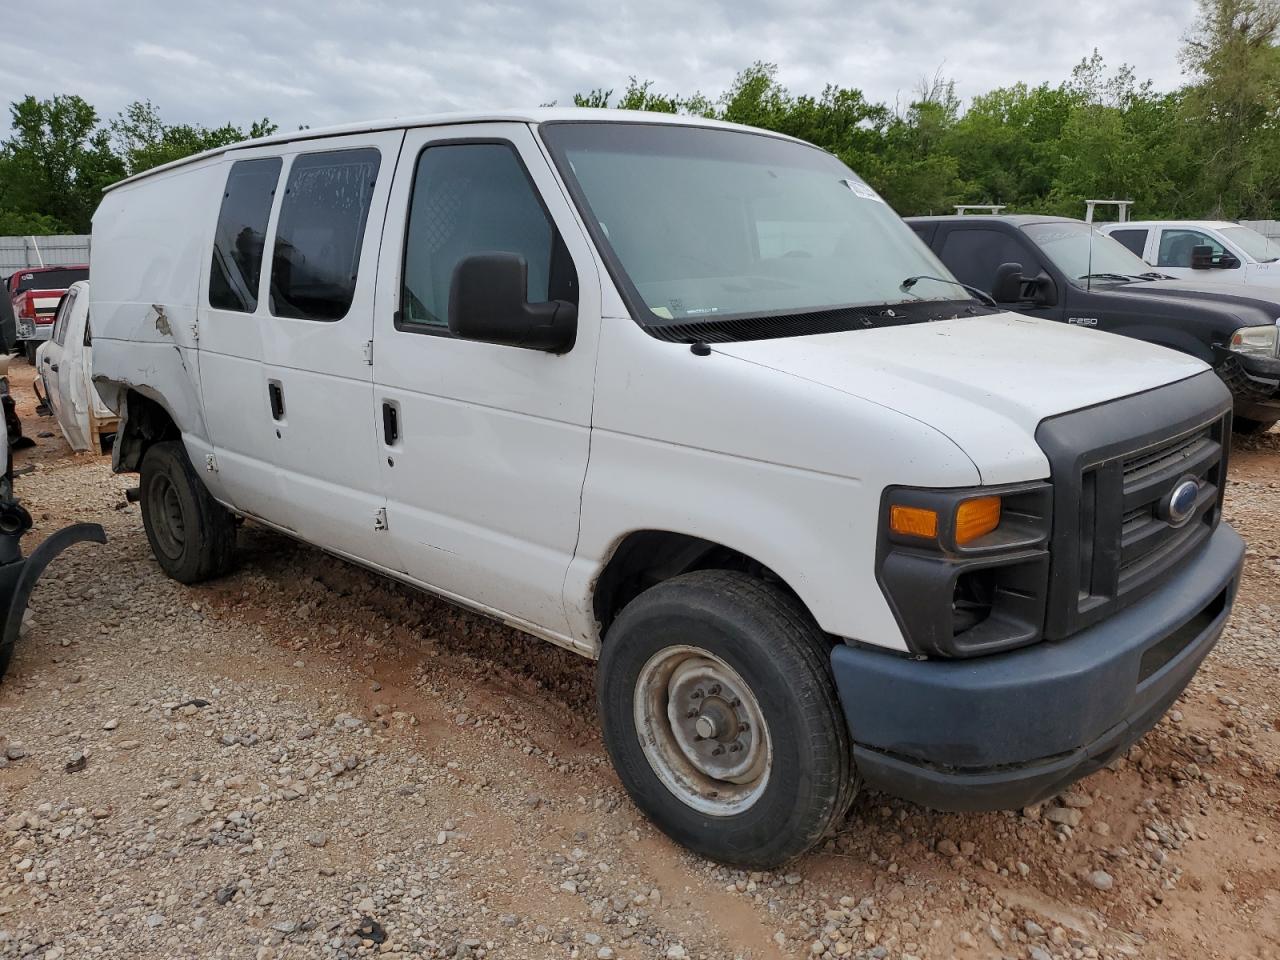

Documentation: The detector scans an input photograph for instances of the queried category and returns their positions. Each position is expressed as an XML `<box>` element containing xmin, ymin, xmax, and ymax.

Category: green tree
<box><xmin>0</xmin><ymin>95</ymin><xmax>124</xmax><ymax>233</ymax></box>
<box><xmin>1180</xmin><ymin>0</ymin><xmax>1280</xmax><ymax>215</ymax></box>
<box><xmin>111</xmin><ymin>100</ymin><xmax>277</xmax><ymax>176</ymax></box>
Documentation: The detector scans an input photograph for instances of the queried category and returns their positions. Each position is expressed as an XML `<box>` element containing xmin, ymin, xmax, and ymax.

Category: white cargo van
<box><xmin>90</xmin><ymin>110</ymin><xmax>1244</xmax><ymax>867</ymax></box>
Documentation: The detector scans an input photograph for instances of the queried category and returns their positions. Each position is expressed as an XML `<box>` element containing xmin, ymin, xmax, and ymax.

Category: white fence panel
<box><xmin>0</xmin><ymin>235</ymin><xmax>91</xmax><ymax>274</ymax></box>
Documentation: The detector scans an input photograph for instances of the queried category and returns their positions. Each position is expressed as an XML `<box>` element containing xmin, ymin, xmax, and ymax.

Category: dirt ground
<box><xmin>0</xmin><ymin>359</ymin><xmax>1277</xmax><ymax>960</ymax></box>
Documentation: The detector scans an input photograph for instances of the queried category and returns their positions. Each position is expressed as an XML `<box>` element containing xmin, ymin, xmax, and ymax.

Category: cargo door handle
<box><xmin>48</xmin><ymin>362</ymin><xmax>58</xmax><ymax>372</ymax></box>
<box><xmin>268</xmin><ymin>381</ymin><xmax>285</xmax><ymax>421</ymax></box>
<box><xmin>382</xmin><ymin>401</ymin><xmax>399</xmax><ymax>445</ymax></box>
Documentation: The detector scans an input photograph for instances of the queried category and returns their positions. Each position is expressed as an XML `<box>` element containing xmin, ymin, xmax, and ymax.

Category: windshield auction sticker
<box><xmin>840</xmin><ymin>177</ymin><xmax>886</xmax><ymax>203</ymax></box>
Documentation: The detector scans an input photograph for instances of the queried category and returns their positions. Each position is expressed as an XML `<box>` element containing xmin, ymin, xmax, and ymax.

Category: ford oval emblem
<box><xmin>1163</xmin><ymin>478</ymin><xmax>1201</xmax><ymax>527</ymax></box>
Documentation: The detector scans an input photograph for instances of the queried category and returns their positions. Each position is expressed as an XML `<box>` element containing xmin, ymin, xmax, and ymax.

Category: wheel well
<box><xmin>114</xmin><ymin>390</ymin><xmax>180</xmax><ymax>473</ymax></box>
<box><xmin>593</xmin><ymin>531</ymin><xmax>801</xmax><ymax>635</ymax></box>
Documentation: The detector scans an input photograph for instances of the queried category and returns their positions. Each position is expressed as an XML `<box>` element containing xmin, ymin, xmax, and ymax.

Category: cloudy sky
<box><xmin>0</xmin><ymin>0</ymin><xmax>1200</xmax><ymax>136</ymax></box>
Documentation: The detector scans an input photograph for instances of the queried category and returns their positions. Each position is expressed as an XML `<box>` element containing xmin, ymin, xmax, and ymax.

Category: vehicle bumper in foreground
<box><xmin>831</xmin><ymin>522</ymin><xmax>1244</xmax><ymax>811</ymax></box>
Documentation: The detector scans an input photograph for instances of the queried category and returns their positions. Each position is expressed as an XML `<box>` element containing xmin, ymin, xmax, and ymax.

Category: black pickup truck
<box><xmin>907</xmin><ymin>215</ymin><xmax>1280</xmax><ymax>433</ymax></box>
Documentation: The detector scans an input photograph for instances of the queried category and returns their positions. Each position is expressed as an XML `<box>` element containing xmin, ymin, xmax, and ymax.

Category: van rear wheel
<box><xmin>597</xmin><ymin>570</ymin><xmax>855</xmax><ymax>868</ymax></box>
<box><xmin>139</xmin><ymin>441</ymin><xmax>236</xmax><ymax>583</ymax></box>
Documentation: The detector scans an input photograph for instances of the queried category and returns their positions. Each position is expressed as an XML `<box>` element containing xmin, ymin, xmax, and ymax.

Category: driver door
<box><xmin>369</xmin><ymin>123</ymin><xmax>603</xmax><ymax>640</ymax></box>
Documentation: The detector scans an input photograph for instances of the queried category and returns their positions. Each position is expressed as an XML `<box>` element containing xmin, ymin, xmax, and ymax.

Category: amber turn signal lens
<box><xmin>955</xmin><ymin>496</ymin><xmax>1001</xmax><ymax>545</ymax></box>
<box><xmin>889</xmin><ymin>504</ymin><xmax>939</xmax><ymax>539</ymax></box>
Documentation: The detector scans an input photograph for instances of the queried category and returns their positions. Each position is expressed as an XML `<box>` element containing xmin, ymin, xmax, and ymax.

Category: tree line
<box><xmin>1</xmin><ymin>0</ymin><xmax>1276</xmax><ymax>235</ymax></box>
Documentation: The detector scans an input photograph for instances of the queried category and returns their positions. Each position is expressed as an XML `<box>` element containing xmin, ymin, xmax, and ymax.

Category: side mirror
<box><xmin>991</xmin><ymin>262</ymin><xmax>1025</xmax><ymax>303</ymax></box>
<box><xmin>448</xmin><ymin>253</ymin><xmax>576</xmax><ymax>353</ymax></box>
<box><xmin>1190</xmin><ymin>245</ymin><xmax>1214</xmax><ymax>270</ymax></box>
<box><xmin>1217</xmin><ymin>253</ymin><xmax>1241</xmax><ymax>270</ymax></box>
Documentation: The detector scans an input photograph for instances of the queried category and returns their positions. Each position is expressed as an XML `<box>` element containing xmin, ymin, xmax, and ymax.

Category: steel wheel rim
<box><xmin>634</xmin><ymin>644</ymin><xmax>772</xmax><ymax>816</ymax></box>
<box><xmin>149</xmin><ymin>474</ymin><xmax>186</xmax><ymax>561</ymax></box>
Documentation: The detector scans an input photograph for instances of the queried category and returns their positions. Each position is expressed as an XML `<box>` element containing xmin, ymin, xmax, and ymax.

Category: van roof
<box><xmin>103</xmin><ymin>108</ymin><xmax>807</xmax><ymax>193</ymax></box>
<box><xmin>1098</xmin><ymin>220</ymin><xmax>1241</xmax><ymax>231</ymax></box>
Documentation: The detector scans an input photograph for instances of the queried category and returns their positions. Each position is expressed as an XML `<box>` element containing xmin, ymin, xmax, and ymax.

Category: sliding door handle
<box><xmin>382</xmin><ymin>401</ymin><xmax>399</xmax><ymax>445</ymax></box>
<box><xmin>267</xmin><ymin>381</ymin><xmax>285</xmax><ymax>421</ymax></box>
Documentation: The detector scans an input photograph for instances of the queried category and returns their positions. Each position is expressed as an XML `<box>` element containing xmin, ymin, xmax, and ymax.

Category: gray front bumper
<box><xmin>831</xmin><ymin>523</ymin><xmax>1244</xmax><ymax>811</ymax></box>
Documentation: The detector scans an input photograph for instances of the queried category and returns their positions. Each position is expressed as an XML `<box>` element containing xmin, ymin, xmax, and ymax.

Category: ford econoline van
<box><xmin>90</xmin><ymin>110</ymin><xmax>1244</xmax><ymax>867</ymax></box>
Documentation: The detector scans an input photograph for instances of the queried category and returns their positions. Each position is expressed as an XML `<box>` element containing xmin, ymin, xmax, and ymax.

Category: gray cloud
<box><xmin>0</xmin><ymin>0</ymin><xmax>1196</xmax><ymax>137</ymax></box>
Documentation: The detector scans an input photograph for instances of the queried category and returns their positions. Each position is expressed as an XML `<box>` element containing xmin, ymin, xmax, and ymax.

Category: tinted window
<box><xmin>270</xmin><ymin>148</ymin><xmax>381</xmax><ymax>322</ymax></box>
<box><xmin>936</xmin><ymin>228</ymin><xmax>1037</xmax><ymax>293</ymax></box>
<box><xmin>209</xmin><ymin>158</ymin><xmax>281</xmax><ymax>312</ymax></box>
<box><xmin>1109</xmin><ymin>228</ymin><xmax>1149</xmax><ymax>258</ymax></box>
<box><xmin>1158</xmin><ymin>229</ymin><xmax>1226</xmax><ymax>267</ymax></box>
<box><xmin>401</xmin><ymin>143</ymin><xmax>575</xmax><ymax>329</ymax></box>
<box><xmin>14</xmin><ymin>268</ymin><xmax>88</xmax><ymax>292</ymax></box>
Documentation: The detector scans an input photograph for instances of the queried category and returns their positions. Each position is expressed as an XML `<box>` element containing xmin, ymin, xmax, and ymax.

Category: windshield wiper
<box><xmin>1078</xmin><ymin>273</ymin><xmax>1133</xmax><ymax>283</ymax></box>
<box><xmin>900</xmin><ymin>275</ymin><xmax>995</xmax><ymax>307</ymax></box>
<box><xmin>1133</xmin><ymin>271</ymin><xmax>1176</xmax><ymax>281</ymax></box>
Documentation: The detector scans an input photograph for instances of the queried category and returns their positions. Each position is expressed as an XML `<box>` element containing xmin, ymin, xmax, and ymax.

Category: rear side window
<box><xmin>209</xmin><ymin>158</ymin><xmax>281</xmax><ymax>313</ymax></box>
<box><xmin>937</xmin><ymin>228</ymin><xmax>1037</xmax><ymax>294</ymax></box>
<box><xmin>15</xmin><ymin>268</ymin><xmax>88</xmax><ymax>292</ymax></box>
<box><xmin>270</xmin><ymin>148</ymin><xmax>381</xmax><ymax>322</ymax></box>
<box><xmin>1109</xmin><ymin>228</ymin><xmax>1149</xmax><ymax>258</ymax></box>
<box><xmin>399</xmin><ymin>142</ymin><xmax>576</xmax><ymax>330</ymax></box>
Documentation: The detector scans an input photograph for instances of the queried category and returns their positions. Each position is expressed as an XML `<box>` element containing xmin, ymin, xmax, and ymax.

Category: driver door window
<box><xmin>399</xmin><ymin>142</ymin><xmax>576</xmax><ymax>331</ymax></box>
<box><xmin>936</xmin><ymin>228</ymin><xmax>1037</xmax><ymax>295</ymax></box>
<box><xmin>1157</xmin><ymin>229</ymin><xmax>1228</xmax><ymax>268</ymax></box>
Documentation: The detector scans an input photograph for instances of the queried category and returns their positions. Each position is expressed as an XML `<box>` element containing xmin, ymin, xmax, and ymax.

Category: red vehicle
<box><xmin>6</xmin><ymin>265</ymin><xmax>89</xmax><ymax>362</ymax></box>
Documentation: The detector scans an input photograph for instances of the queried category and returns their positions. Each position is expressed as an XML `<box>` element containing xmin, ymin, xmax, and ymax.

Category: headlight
<box><xmin>878</xmin><ymin>483</ymin><xmax>1052</xmax><ymax>657</ymax></box>
<box><xmin>1229</xmin><ymin>324</ymin><xmax>1278</xmax><ymax>357</ymax></box>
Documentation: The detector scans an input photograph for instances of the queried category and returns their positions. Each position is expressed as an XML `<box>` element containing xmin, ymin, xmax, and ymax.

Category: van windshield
<box><xmin>539</xmin><ymin>122</ymin><xmax>962</xmax><ymax>327</ymax></box>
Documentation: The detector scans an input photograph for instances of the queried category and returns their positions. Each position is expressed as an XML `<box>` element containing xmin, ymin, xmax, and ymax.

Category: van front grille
<box><xmin>1035</xmin><ymin>373</ymin><xmax>1232</xmax><ymax>641</ymax></box>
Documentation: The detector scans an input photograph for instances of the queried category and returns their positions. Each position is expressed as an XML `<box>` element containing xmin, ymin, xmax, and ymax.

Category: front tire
<box><xmin>139</xmin><ymin>441</ymin><xmax>236</xmax><ymax>583</ymax></box>
<box><xmin>598</xmin><ymin>570</ymin><xmax>855</xmax><ymax>868</ymax></box>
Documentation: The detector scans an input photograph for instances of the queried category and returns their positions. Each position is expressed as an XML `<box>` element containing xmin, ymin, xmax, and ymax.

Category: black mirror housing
<box><xmin>991</xmin><ymin>262</ymin><xmax>1025</xmax><ymax>303</ymax></box>
<box><xmin>1190</xmin><ymin>244</ymin><xmax>1214</xmax><ymax>270</ymax></box>
<box><xmin>1217</xmin><ymin>254</ymin><xmax>1241</xmax><ymax>270</ymax></box>
<box><xmin>448</xmin><ymin>253</ymin><xmax>576</xmax><ymax>353</ymax></box>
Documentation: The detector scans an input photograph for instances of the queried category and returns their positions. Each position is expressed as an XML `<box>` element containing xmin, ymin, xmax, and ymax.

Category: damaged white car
<box><xmin>35</xmin><ymin>281</ymin><xmax>117</xmax><ymax>454</ymax></box>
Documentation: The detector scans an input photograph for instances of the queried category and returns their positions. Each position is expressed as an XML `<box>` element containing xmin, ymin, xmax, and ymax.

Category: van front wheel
<box><xmin>598</xmin><ymin>570</ymin><xmax>855</xmax><ymax>868</ymax></box>
<box><xmin>139</xmin><ymin>441</ymin><xmax>236</xmax><ymax>583</ymax></box>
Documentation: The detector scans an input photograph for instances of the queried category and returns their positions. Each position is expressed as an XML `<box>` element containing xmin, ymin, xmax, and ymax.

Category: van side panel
<box><xmin>91</xmin><ymin>162</ymin><xmax>226</xmax><ymax>487</ymax></box>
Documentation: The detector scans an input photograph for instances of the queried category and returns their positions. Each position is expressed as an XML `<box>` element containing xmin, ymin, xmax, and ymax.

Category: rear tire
<box><xmin>597</xmin><ymin>570</ymin><xmax>855</xmax><ymax>868</ymax></box>
<box><xmin>22</xmin><ymin>342</ymin><xmax>35</xmax><ymax>364</ymax></box>
<box><xmin>1234</xmin><ymin>416</ymin><xmax>1277</xmax><ymax>436</ymax></box>
<box><xmin>139</xmin><ymin>441</ymin><xmax>236</xmax><ymax>583</ymax></box>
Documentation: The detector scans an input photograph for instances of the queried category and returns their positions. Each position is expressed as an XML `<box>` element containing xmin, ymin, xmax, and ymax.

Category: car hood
<box><xmin>1114</xmin><ymin>279</ymin><xmax>1280</xmax><ymax>317</ymax></box>
<box><xmin>711</xmin><ymin>311</ymin><xmax>1208</xmax><ymax>484</ymax></box>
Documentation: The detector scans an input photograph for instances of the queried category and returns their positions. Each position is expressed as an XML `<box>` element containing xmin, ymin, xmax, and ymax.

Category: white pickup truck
<box><xmin>89</xmin><ymin>110</ymin><xmax>1244</xmax><ymax>867</ymax></box>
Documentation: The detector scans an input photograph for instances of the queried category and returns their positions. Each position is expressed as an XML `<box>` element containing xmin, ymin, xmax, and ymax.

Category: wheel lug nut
<box><xmin>686</xmin><ymin>709</ymin><xmax>698</xmax><ymax>718</ymax></box>
<box><xmin>712</xmin><ymin>746</ymin><xmax>725</xmax><ymax>756</ymax></box>
<box><xmin>709</xmin><ymin>684</ymin><xmax>721</xmax><ymax>696</ymax></box>
<box><xmin>691</xmin><ymin>689</ymin><xmax>703</xmax><ymax>700</ymax></box>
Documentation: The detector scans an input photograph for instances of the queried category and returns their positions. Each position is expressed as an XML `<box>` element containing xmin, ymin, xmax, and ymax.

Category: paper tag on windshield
<box><xmin>841</xmin><ymin>177</ymin><xmax>885</xmax><ymax>203</ymax></box>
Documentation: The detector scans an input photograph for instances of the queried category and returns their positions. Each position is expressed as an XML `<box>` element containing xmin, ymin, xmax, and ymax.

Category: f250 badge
<box><xmin>1068</xmin><ymin>317</ymin><xmax>1099</xmax><ymax>326</ymax></box>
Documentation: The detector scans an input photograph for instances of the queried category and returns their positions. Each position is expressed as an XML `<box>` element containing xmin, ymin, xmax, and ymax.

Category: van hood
<box><xmin>710</xmin><ymin>311</ymin><xmax>1208</xmax><ymax>484</ymax></box>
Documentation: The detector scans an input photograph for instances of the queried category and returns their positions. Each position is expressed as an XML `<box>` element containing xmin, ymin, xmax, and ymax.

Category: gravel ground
<box><xmin>1</xmin><ymin>361</ymin><xmax>1278</xmax><ymax>960</ymax></box>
